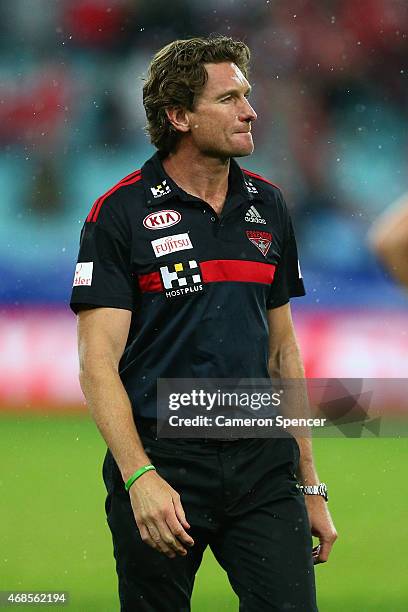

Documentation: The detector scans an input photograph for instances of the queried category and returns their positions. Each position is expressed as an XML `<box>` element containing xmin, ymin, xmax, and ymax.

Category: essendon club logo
<box><xmin>246</xmin><ymin>230</ymin><xmax>272</xmax><ymax>257</ymax></box>
<box><xmin>143</xmin><ymin>209</ymin><xmax>181</xmax><ymax>230</ymax></box>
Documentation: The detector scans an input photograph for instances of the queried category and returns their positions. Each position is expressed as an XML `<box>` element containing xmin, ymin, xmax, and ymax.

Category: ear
<box><xmin>165</xmin><ymin>108</ymin><xmax>191</xmax><ymax>134</ymax></box>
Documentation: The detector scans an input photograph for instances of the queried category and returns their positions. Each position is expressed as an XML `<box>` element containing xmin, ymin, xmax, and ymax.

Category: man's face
<box><xmin>186</xmin><ymin>62</ymin><xmax>257</xmax><ymax>158</ymax></box>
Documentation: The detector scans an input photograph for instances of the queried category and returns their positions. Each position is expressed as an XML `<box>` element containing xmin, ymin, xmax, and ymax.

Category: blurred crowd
<box><xmin>1</xmin><ymin>0</ymin><xmax>407</xmax><ymax>305</ymax></box>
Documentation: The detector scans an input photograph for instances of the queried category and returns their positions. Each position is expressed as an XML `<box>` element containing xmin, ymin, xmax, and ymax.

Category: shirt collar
<box><xmin>141</xmin><ymin>151</ymin><xmax>257</xmax><ymax>208</ymax></box>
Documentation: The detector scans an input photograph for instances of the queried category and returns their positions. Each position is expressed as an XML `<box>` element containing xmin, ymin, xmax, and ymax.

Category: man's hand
<box><xmin>305</xmin><ymin>496</ymin><xmax>337</xmax><ymax>564</ymax></box>
<box><xmin>129</xmin><ymin>470</ymin><xmax>195</xmax><ymax>558</ymax></box>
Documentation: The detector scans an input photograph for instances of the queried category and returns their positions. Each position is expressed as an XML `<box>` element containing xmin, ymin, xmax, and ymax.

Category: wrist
<box><xmin>125</xmin><ymin>464</ymin><xmax>156</xmax><ymax>492</ymax></box>
<box><xmin>120</xmin><ymin>456</ymin><xmax>152</xmax><ymax>483</ymax></box>
<box><xmin>297</xmin><ymin>466</ymin><xmax>319</xmax><ymax>486</ymax></box>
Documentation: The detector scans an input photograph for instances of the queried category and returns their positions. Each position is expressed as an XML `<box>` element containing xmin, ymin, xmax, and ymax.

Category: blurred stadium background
<box><xmin>1</xmin><ymin>1</ymin><xmax>407</xmax><ymax>610</ymax></box>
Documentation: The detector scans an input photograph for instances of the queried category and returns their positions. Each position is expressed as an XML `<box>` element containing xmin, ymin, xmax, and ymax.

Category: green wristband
<box><xmin>125</xmin><ymin>465</ymin><xmax>156</xmax><ymax>492</ymax></box>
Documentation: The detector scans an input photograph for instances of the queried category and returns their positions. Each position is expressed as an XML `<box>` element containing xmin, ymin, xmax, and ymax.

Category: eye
<box><xmin>220</xmin><ymin>95</ymin><xmax>232</xmax><ymax>103</ymax></box>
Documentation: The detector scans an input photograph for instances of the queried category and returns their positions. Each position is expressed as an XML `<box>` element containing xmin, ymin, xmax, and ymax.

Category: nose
<box><xmin>239</xmin><ymin>97</ymin><xmax>257</xmax><ymax>123</ymax></box>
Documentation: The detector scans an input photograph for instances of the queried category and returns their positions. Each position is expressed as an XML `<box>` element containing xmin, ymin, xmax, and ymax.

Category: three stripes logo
<box><xmin>160</xmin><ymin>260</ymin><xmax>203</xmax><ymax>299</ymax></box>
<box><xmin>245</xmin><ymin>205</ymin><xmax>266</xmax><ymax>225</ymax></box>
<box><xmin>87</xmin><ymin>168</ymin><xmax>142</xmax><ymax>223</ymax></box>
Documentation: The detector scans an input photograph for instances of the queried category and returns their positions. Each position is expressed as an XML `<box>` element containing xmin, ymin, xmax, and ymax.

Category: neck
<box><xmin>162</xmin><ymin>145</ymin><xmax>230</xmax><ymax>214</ymax></box>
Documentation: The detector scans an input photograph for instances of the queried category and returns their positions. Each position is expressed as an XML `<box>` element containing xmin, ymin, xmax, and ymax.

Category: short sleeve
<box><xmin>267</xmin><ymin>197</ymin><xmax>305</xmax><ymax>309</ymax></box>
<box><xmin>70</xmin><ymin>205</ymin><xmax>136</xmax><ymax>314</ymax></box>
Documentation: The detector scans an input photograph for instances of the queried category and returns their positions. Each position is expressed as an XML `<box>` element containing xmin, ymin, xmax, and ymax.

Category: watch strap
<box><xmin>298</xmin><ymin>483</ymin><xmax>328</xmax><ymax>501</ymax></box>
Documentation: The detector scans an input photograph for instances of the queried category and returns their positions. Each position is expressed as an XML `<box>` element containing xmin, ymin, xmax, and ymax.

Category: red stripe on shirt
<box><xmin>138</xmin><ymin>271</ymin><xmax>163</xmax><ymax>293</ymax></box>
<box><xmin>86</xmin><ymin>169</ymin><xmax>141</xmax><ymax>222</ymax></box>
<box><xmin>138</xmin><ymin>260</ymin><xmax>275</xmax><ymax>294</ymax></box>
<box><xmin>243</xmin><ymin>169</ymin><xmax>280</xmax><ymax>190</ymax></box>
<box><xmin>201</xmin><ymin>260</ymin><xmax>276</xmax><ymax>284</ymax></box>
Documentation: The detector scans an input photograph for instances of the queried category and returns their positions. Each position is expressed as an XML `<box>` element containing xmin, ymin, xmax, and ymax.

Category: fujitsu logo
<box><xmin>143</xmin><ymin>210</ymin><xmax>181</xmax><ymax>230</ymax></box>
<box><xmin>151</xmin><ymin>233</ymin><xmax>193</xmax><ymax>258</ymax></box>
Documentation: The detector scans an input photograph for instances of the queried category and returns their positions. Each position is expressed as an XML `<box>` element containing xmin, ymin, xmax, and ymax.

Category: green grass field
<box><xmin>1</xmin><ymin>414</ymin><xmax>407</xmax><ymax>611</ymax></box>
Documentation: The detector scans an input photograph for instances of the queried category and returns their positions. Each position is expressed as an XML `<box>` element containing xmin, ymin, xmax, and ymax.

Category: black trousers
<box><xmin>103</xmin><ymin>429</ymin><xmax>317</xmax><ymax>612</ymax></box>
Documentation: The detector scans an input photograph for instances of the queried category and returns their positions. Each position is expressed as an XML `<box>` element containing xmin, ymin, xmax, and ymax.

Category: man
<box><xmin>369</xmin><ymin>192</ymin><xmax>408</xmax><ymax>291</ymax></box>
<box><xmin>71</xmin><ymin>36</ymin><xmax>337</xmax><ymax>611</ymax></box>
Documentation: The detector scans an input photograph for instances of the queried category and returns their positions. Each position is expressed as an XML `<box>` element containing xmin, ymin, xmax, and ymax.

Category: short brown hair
<box><xmin>143</xmin><ymin>35</ymin><xmax>251</xmax><ymax>153</ymax></box>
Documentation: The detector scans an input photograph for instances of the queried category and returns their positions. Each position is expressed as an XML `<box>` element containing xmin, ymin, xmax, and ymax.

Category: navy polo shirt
<box><xmin>70</xmin><ymin>152</ymin><xmax>305</xmax><ymax>418</ymax></box>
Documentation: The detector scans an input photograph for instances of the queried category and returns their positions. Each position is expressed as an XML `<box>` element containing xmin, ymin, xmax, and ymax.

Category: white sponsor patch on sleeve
<box><xmin>73</xmin><ymin>262</ymin><xmax>93</xmax><ymax>287</ymax></box>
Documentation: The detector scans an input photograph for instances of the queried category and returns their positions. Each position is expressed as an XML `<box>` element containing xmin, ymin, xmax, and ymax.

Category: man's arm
<box><xmin>77</xmin><ymin>307</ymin><xmax>194</xmax><ymax>558</ymax></box>
<box><xmin>267</xmin><ymin>303</ymin><xmax>337</xmax><ymax>563</ymax></box>
<box><xmin>368</xmin><ymin>193</ymin><xmax>408</xmax><ymax>290</ymax></box>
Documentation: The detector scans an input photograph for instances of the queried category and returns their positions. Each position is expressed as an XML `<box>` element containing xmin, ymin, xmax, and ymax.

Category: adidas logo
<box><xmin>245</xmin><ymin>205</ymin><xmax>266</xmax><ymax>224</ymax></box>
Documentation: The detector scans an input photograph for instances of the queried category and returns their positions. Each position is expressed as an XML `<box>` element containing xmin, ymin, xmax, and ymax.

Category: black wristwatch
<box><xmin>298</xmin><ymin>483</ymin><xmax>328</xmax><ymax>502</ymax></box>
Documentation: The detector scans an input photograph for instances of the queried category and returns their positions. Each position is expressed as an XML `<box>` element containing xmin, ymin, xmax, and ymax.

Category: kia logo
<box><xmin>143</xmin><ymin>210</ymin><xmax>181</xmax><ymax>230</ymax></box>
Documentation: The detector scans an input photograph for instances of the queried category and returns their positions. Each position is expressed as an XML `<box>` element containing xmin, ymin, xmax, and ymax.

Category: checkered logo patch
<box><xmin>244</xmin><ymin>179</ymin><xmax>258</xmax><ymax>194</ymax></box>
<box><xmin>160</xmin><ymin>260</ymin><xmax>203</xmax><ymax>299</ymax></box>
<box><xmin>150</xmin><ymin>180</ymin><xmax>171</xmax><ymax>198</ymax></box>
